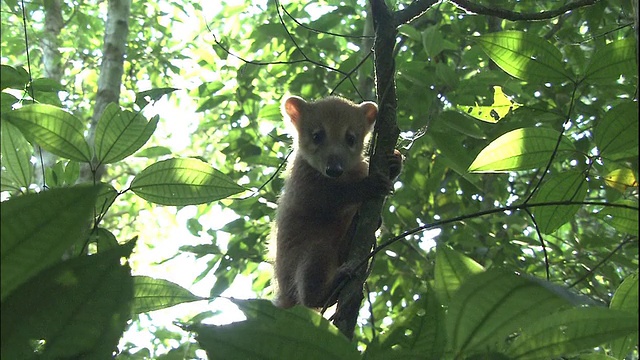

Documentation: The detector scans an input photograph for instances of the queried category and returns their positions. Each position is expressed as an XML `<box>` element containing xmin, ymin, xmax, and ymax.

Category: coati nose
<box><xmin>326</xmin><ymin>156</ymin><xmax>343</xmax><ymax>177</ymax></box>
<box><xmin>326</xmin><ymin>165</ymin><xmax>343</xmax><ymax>178</ymax></box>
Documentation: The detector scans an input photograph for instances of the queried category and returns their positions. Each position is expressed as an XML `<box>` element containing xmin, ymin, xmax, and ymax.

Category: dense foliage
<box><xmin>1</xmin><ymin>0</ymin><xmax>638</xmax><ymax>359</ymax></box>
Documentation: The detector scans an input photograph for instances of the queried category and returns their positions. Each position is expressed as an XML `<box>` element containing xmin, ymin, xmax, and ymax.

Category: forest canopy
<box><xmin>1</xmin><ymin>0</ymin><xmax>638</xmax><ymax>359</ymax></box>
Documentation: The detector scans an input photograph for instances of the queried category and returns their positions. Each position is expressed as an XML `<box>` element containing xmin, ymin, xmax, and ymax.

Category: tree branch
<box><xmin>333</xmin><ymin>0</ymin><xmax>400</xmax><ymax>340</ymax></box>
<box><xmin>449</xmin><ymin>0</ymin><xmax>599</xmax><ymax>21</ymax></box>
<box><xmin>394</xmin><ymin>0</ymin><xmax>440</xmax><ymax>26</ymax></box>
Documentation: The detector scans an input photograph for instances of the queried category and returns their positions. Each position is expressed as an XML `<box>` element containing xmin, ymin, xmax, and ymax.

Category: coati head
<box><xmin>282</xmin><ymin>96</ymin><xmax>378</xmax><ymax>178</ymax></box>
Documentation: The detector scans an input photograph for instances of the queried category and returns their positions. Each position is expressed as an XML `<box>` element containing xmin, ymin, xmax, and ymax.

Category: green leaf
<box><xmin>94</xmin><ymin>103</ymin><xmax>159</xmax><ymax>164</ymax></box>
<box><xmin>398</xmin><ymin>24</ymin><xmax>421</xmax><ymax>42</ymax></box>
<box><xmin>93</xmin><ymin>227</ymin><xmax>119</xmax><ymax>252</ymax></box>
<box><xmin>609</xmin><ymin>273</ymin><xmax>639</xmax><ymax>359</ymax></box>
<box><xmin>369</xmin><ymin>290</ymin><xmax>446</xmax><ymax>359</ymax></box>
<box><xmin>430</xmin><ymin>132</ymin><xmax>483</xmax><ymax>189</ymax></box>
<box><xmin>131</xmin><ymin>276</ymin><xmax>205</xmax><ymax>314</ymax></box>
<box><xmin>0</xmin><ymin>242</ymin><xmax>134</xmax><ymax>359</ymax></box>
<box><xmin>134</xmin><ymin>87</ymin><xmax>179</xmax><ymax>109</ymax></box>
<box><xmin>531</xmin><ymin>171</ymin><xmax>588</xmax><ymax>234</ymax></box>
<box><xmin>0</xmin><ymin>185</ymin><xmax>101</xmax><ymax>300</ymax></box>
<box><xmin>0</xmin><ymin>64</ymin><xmax>29</xmax><ymax>90</ymax></box>
<box><xmin>434</xmin><ymin>245</ymin><xmax>484</xmax><ymax>304</ymax></box>
<box><xmin>192</xmin><ymin>299</ymin><xmax>360</xmax><ymax>360</ymax></box>
<box><xmin>95</xmin><ymin>182</ymin><xmax>118</xmax><ymax>219</ymax></box>
<box><xmin>130</xmin><ymin>158</ymin><xmax>244</xmax><ymax>206</ymax></box>
<box><xmin>506</xmin><ymin>307</ymin><xmax>638</xmax><ymax>360</ymax></box>
<box><xmin>134</xmin><ymin>145</ymin><xmax>172</xmax><ymax>158</ymax></box>
<box><xmin>474</xmin><ymin>30</ymin><xmax>572</xmax><ymax>83</ymax></box>
<box><xmin>27</xmin><ymin>78</ymin><xmax>65</xmax><ymax>93</ymax></box>
<box><xmin>447</xmin><ymin>269</ymin><xmax>576</xmax><ymax>355</ymax></box>
<box><xmin>422</xmin><ymin>25</ymin><xmax>446</xmax><ymax>58</ymax></box>
<box><xmin>594</xmin><ymin>101</ymin><xmax>639</xmax><ymax>160</ymax></box>
<box><xmin>435</xmin><ymin>111</ymin><xmax>487</xmax><ymax>139</ymax></box>
<box><xmin>597</xmin><ymin>201</ymin><xmax>639</xmax><ymax>236</ymax></box>
<box><xmin>468</xmin><ymin>127</ymin><xmax>575</xmax><ymax>173</ymax></box>
<box><xmin>3</xmin><ymin>104</ymin><xmax>92</xmax><ymax>162</ymax></box>
<box><xmin>584</xmin><ymin>38</ymin><xmax>637</xmax><ymax>83</ymax></box>
<box><xmin>0</xmin><ymin>120</ymin><xmax>33</xmax><ymax>189</ymax></box>
<box><xmin>1</xmin><ymin>91</ymin><xmax>19</xmax><ymax>112</ymax></box>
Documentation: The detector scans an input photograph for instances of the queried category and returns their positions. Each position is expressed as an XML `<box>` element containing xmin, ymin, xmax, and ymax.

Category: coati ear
<box><xmin>359</xmin><ymin>101</ymin><xmax>378</xmax><ymax>129</ymax></box>
<box><xmin>282</xmin><ymin>96</ymin><xmax>307</xmax><ymax>129</ymax></box>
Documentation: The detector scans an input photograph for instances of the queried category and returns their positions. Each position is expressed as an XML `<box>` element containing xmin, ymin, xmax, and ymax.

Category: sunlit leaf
<box><xmin>531</xmin><ymin>171</ymin><xmax>588</xmax><ymax>234</ymax></box>
<box><xmin>594</xmin><ymin>101</ymin><xmax>639</xmax><ymax>160</ymax></box>
<box><xmin>604</xmin><ymin>168</ymin><xmax>638</xmax><ymax>192</ymax></box>
<box><xmin>0</xmin><ymin>242</ymin><xmax>134</xmax><ymax>359</ymax></box>
<box><xmin>94</xmin><ymin>103</ymin><xmax>159</xmax><ymax>164</ymax></box>
<box><xmin>3</xmin><ymin>104</ymin><xmax>92</xmax><ymax>162</ymax></box>
<box><xmin>0</xmin><ymin>120</ymin><xmax>32</xmax><ymax>189</ymax></box>
<box><xmin>469</xmin><ymin>127</ymin><xmax>575</xmax><ymax>172</ymax></box>
<box><xmin>191</xmin><ymin>299</ymin><xmax>360</xmax><ymax>360</ymax></box>
<box><xmin>131</xmin><ymin>276</ymin><xmax>205</xmax><ymax>314</ymax></box>
<box><xmin>506</xmin><ymin>307</ymin><xmax>638</xmax><ymax>360</ymax></box>
<box><xmin>130</xmin><ymin>158</ymin><xmax>244</xmax><ymax>206</ymax></box>
<box><xmin>456</xmin><ymin>86</ymin><xmax>522</xmax><ymax>123</ymax></box>
<box><xmin>0</xmin><ymin>185</ymin><xmax>101</xmax><ymax>300</ymax></box>
<box><xmin>474</xmin><ymin>31</ymin><xmax>572</xmax><ymax>83</ymax></box>
<box><xmin>584</xmin><ymin>38</ymin><xmax>637</xmax><ymax>83</ymax></box>
<box><xmin>609</xmin><ymin>273</ymin><xmax>639</xmax><ymax>359</ymax></box>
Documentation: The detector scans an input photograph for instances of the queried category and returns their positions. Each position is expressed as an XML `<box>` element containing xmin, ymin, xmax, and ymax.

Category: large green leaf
<box><xmin>3</xmin><ymin>104</ymin><xmax>92</xmax><ymax>162</ymax></box>
<box><xmin>531</xmin><ymin>171</ymin><xmax>588</xmax><ymax>234</ymax></box>
<box><xmin>506</xmin><ymin>307</ymin><xmax>638</xmax><ymax>360</ymax></box>
<box><xmin>191</xmin><ymin>299</ymin><xmax>360</xmax><ymax>360</ymax></box>
<box><xmin>94</xmin><ymin>103</ymin><xmax>159</xmax><ymax>164</ymax></box>
<box><xmin>130</xmin><ymin>158</ymin><xmax>244</xmax><ymax>206</ymax></box>
<box><xmin>474</xmin><ymin>30</ymin><xmax>572</xmax><ymax>83</ymax></box>
<box><xmin>584</xmin><ymin>38</ymin><xmax>637</xmax><ymax>83</ymax></box>
<box><xmin>609</xmin><ymin>273</ymin><xmax>639</xmax><ymax>359</ymax></box>
<box><xmin>0</xmin><ymin>242</ymin><xmax>134</xmax><ymax>359</ymax></box>
<box><xmin>131</xmin><ymin>276</ymin><xmax>205</xmax><ymax>314</ymax></box>
<box><xmin>368</xmin><ymin>290</ymin><xmax>446</xmax><ymax>360</ymax></box>
<box><xmin>0</xmin><ymin>64</ymin><xmax>29</xmax><ymax>90</ymax></box>
<box><xmin>447</xmin><ymin>270</ymin><xmax>578</xmax><ymax>355</ymax></box>
<box><xmin>437</xmin><ymin>110</ymin><xmax>487</xmax><ymax>139</ymax></box>
<box><xmin>434</xmin><ymin>245</ymin><xmax>484</xmax><ymax>304</ymax></box>
<box><xmin>430</xmin><ymin>132</ymin><xmax>483</xmax><ymax>189</ymax></box>
<box><xmin>0</xmin><ymin>185</ymin><xmax>101</xmax><ymax>300</ymax></box>
<box><xmin>594</xmin><ymin>101</ymin><xmax>639</xmax><ymax>160</ymax></box>
<box><xmin>468</xmin><ymin>127</ymin><xmax>575</xmax><ymax>172</ymax></box>
<box><xmin>0</xmin><ymin>120</ymin><xmax>33</xmax><ymax>189</ymax></box>
<box><xmin>597</xmin><ymin>200</ymin><xmax>639</xmax><ymax>236</ymax></box>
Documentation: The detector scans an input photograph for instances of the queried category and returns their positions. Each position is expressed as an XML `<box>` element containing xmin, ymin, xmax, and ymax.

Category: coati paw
<box><xmin>388</xmin><ymin>149</ymin><xmax>404</xmax><ymax>181</ymax></box>
<box><xmin>363</xmin><ymin>171</ymin><xmax>394</xmax><ymax>197</ymax></box>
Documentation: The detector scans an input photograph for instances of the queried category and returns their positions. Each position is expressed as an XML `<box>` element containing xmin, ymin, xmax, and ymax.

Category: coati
<box><xmin>273</xmin><ymin>95</ymin><xmax>402</xmax><ymax>309</ymax></box>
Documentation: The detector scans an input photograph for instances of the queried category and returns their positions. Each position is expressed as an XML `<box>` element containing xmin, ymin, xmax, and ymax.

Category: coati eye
<box><xmin>312</xmin><ymin>129</ymin><xmax>325</xmax><ymax>145</ymax></box>
<box><xmin>345</xmin><ymin>132</ymin><xmax>356</xmax><ymax>148</ymax></box>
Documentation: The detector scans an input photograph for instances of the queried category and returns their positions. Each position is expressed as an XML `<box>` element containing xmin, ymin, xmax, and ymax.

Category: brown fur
<box><xmin>273</xmin><ymin>95</ymin><xmax>401</xmax><ymax>309</ymax></box>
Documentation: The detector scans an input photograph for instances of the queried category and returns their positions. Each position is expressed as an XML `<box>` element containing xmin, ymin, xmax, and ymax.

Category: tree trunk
<box><xmin>80</xmin><ymin>0</ymin><xmax>131</xmax><ymax>184</ymax></box>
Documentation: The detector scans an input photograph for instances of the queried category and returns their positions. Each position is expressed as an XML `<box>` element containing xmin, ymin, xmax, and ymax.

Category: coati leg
<box><xmin>295</xmin><ymin>241</ymin><xmax>339</xmax><ymax>308</ymax></box>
